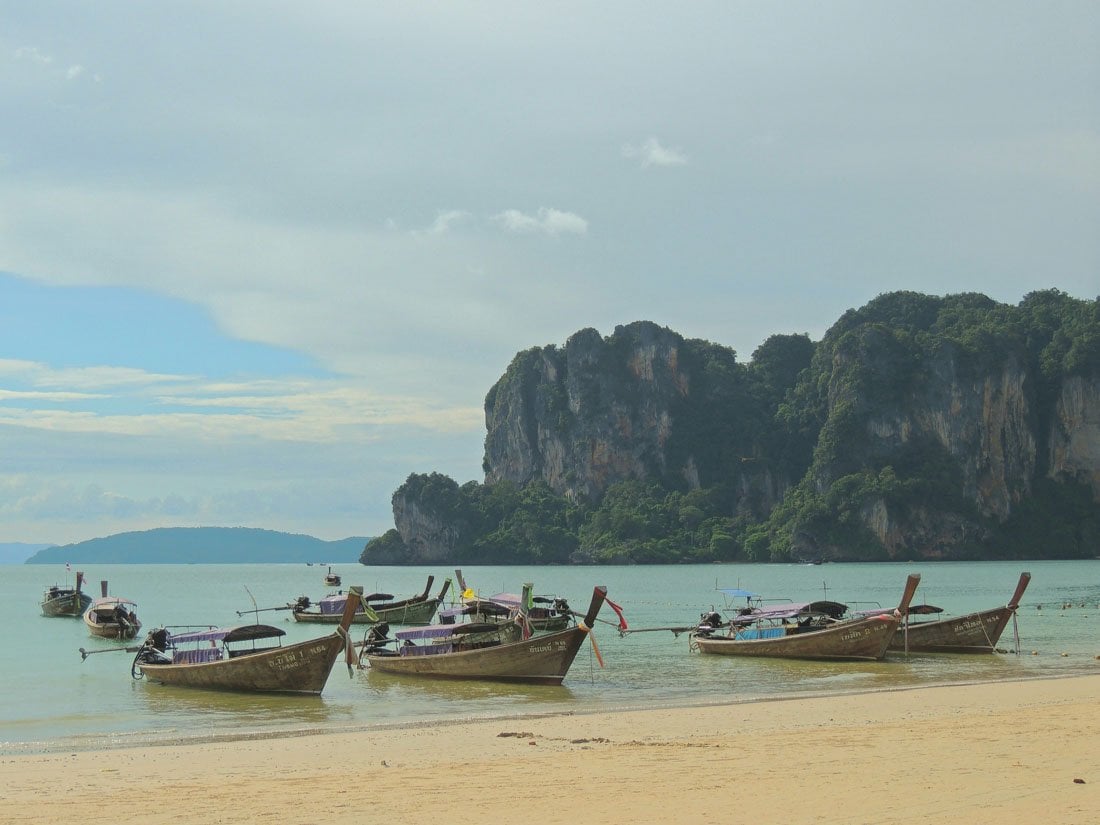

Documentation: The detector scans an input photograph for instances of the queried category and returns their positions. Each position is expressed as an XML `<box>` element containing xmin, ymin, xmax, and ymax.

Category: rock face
<box><xmin>795</xmin><ymin>313</ymin><xmax>1100</xmax><ymax>560</ymax></box>
<box><xmin>481</xmin><ymin>321</ymin><xmax>794</xmax><ymax>515</ymax></box>
<box><xmin>390</xmin><ymin>473</ymin><xmax>470</xmax><ymax>563</ymax></box>
<box><xmin>387</xmin><ymin>292</ymin><xmax>1100</xmax><ymax>564</ymax></box>
<box><xmin>1049</xmin><ymin>375</ymin><xmax>1100</xmax><ymax>496</ymax></box>
<box><xmin>484</xmin><ymin>323</ymin><xmax>687</xmax><ymax>500</ymax></box>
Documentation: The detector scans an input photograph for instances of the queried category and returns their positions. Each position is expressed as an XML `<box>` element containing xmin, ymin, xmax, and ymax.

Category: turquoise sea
<box><xmin>2</xmin><ymin>560</ymin><xmax>1097</xmax><ymax>755</ymax></box>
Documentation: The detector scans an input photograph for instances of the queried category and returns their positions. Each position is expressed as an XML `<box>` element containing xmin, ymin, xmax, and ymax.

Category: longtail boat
<box><xmin>691</xmin><ymin>574</ymin><xmax>921</xmax><ymax>661</ymax></box>
<box><xmin>361</xmin><ymin>585</ymin><xmax>610</xmax><ymax>685</ymax></box>
<box><xmin>82</xmin><ymin>580</ymin><xmax>142</xmax><ymax>640</ymax></box>
<box><xmin>40</xmin><ymin>571</ymin><xmax>93</xmax><ymax>617</ymax></box>
<box><xmin>290</xmin><ymin>576</ymin><xmax>452</xmax><ymax>625</ymax></box>
<box><xmin>887</xmin><ymin>572</ymin><xmax>1031</xmax><ymax>654</ymax></box>
<box><xmin>455</xmin><ymin>570</ymin><xmax>572</xmax><ymax>632</ymax></box>
<box><xmin>122</xmin><ymin>586</ymin><xmax>362</xmax><ymax>695</ymax></box>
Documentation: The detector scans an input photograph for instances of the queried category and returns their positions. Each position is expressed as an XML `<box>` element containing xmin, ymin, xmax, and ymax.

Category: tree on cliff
<box><xmin>362</xmin><ymin>291</ymin><xmax>1100</xmax><ymax>565</ymax></box>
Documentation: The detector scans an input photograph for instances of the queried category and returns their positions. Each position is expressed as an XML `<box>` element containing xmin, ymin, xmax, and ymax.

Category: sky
<box><xmin>2</xmin><ymin>2</ymin><xmax>1098</xmax><ymax>547</ymax></box>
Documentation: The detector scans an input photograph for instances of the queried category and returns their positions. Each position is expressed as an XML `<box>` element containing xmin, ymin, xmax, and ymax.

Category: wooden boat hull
<box><xmin>293</xmin><ymin>597</ymin><xmax>442</xmax><ymax>625</ymax></box>
<box><xmin>364</xmin><ymin>586</ymin><xmax>609</xmax><ymax>685</ymax></box>
<box><xmin>365</xmin><ymin>626</ymin><xmax>590</xmax><ymax>685</ymax></box>
<box><xmin>138</xmin><ymin>633</ymin><xmax>348</xmax><ymax>695</ymax></box>
<box><xmin>41</xmin><ymin>592</ymin><xmax>93</xmax><ymax>617</ymax></box>
<box><xmin>84</xmin><ymin>618</ymin><xmax>143</xmax><ymax>640</ymax></box>
<box><xmin>890</xmin><ymin>571</ymin><xmax>1030</xmax><ymax>654</ymax></box>
<box><xmin>694</xmin><ymin>614</ymin><xmax>900</xmax><ymax>661</ymax></box>
<box><xmin>889</xmin><ymin>607</ymin><xmax>1017</xmax><ymax>653</ymax></box>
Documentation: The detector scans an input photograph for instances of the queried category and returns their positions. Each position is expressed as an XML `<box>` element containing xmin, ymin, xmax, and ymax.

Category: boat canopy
<box><xmin>170</xmin><ymin>624</ymin><xmax>286</xmax><ymax>645</ymax></box>
<box><xmin>89</xmin><ymin>597</ymin><xmax>138</xmax><ymax>608</ymax></box>
<box><xmin>363</xmin><ymin>592</ymin><xmax>394</xmax><ymax>602</ymax></box>
<box><xmin>733</xmin><ymin>600</ymin><xmax>849</xmax><ymax>623</ymax></box>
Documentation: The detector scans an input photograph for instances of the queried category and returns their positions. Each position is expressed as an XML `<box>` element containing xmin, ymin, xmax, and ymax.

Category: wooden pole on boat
<box><xmin>79</xmin><ymin>645</ymin><xmax>143</xmax><ymax>661</ymax></box>
<box><xmin>435</xmin><ymin>577</ymin><xmax>452</xmax><ymax>603</ymax></box>
<box><xmin>1007</xmin><ymin>571</ymin><xmax>1032</xmax><ymax>611</ymax></box>
<box><xmin>897</xmin><ymin>573</ymin><xmax>921</xmax><ymax>657</ymax></box>
<box><xmin>578</xmin><ymin>586</ymin><xmax>609</xmax><ymax>667</ymax></box>
<box><xmin>1008</xmin><ymin>572</ymin><xmax>1031</xmax><ymax>655</ymax></box>
<box><xmin>340</xmin><ymin>586</ymin><xmax>363</xmax><ymax>674</ymax></box>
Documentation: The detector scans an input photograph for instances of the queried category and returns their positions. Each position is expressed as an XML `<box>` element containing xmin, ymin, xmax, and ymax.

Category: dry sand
<box><xmin>2</xmin><ymin>674</ymin><xmax>1097</xmax><ymax>825</ymax></box>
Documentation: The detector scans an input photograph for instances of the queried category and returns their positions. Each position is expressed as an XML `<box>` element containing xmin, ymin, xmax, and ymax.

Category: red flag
<box><xmin>605</xmin><ymin>597</ymin><xmax>628</xmax><ymax>632</ymax></box>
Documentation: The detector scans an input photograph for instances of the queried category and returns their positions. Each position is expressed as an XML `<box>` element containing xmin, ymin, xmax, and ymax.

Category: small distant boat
<box><xmin>40</xmin><ymin>571</ymin><xmax>93</xmax><ymax>618</ymax></box>
<box><xmin>887</xmin><ymin>571</ymin><xmax>1032</xmax><ymax>654</ymax></box>
<box><xmin>293</xmin><ymin>575</ymin><xmax>451</xmax><ymax>625</ymax></box>
<box><xmin>691</xmin><ymin>574</ymin><xmax>921</xmax><ymax>661</ymax></box>
<box><xmin>123</xmin><ymin>586</ymin><xmax>364</xmax><ymax>695</ymax></box>
<box><xmin>323</xmin><ymin>566</ymin><xmax>341</xmax><ymax>587</ymax></box>
<box><xmin>361</xmin><ymin>585</ymin><xmax>610</xmax><ymax>685</ymax></box>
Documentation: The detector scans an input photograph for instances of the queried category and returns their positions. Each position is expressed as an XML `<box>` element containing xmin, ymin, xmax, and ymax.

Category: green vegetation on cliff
<box><xmin>363</xmin><ymin>290</ymin><xmax>1100</xmax><ymax>565</ymax></box>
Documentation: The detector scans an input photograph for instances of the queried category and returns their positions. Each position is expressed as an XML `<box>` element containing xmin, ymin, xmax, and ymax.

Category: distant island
<box><xmin>23</xmin><ymin>527</ymin><xmax>371</xmax><ymax>564</ymax></box>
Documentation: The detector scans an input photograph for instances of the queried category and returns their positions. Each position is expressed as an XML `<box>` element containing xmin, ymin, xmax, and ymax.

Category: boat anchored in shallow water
<box><xmin>361</xmin><ymin>585</ymin><xmax>613</xmax><ymax>685</ymax></box>
<box><xmin>690</xmin><ymin>573</ymin><xmax>921</xmax><ymax>661</ymax></box>
<box><xmin>875</xmin><ymin>571</ymin><xmax>1031</xmax><ymax>654</ymax></box>
<box><xmin>82</xmin><ymin>580</ymin><xmax>142</xmax><ymax>640</ymax></box>
<box><xmin>40</xmin><ymin>571</ymin><xmax>93</xmax><ymax>618</ymax></box>
<box><xmin>120</xmin><ymin>586</ymin><xmax>363</xmax><ymax>695</ymax></box>
<box><xmin>288</xmin><ymin>576</ymin><xmax>451</xmax><ymax>626</ymax></box>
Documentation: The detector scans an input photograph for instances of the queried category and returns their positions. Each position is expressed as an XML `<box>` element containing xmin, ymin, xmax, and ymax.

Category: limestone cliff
<box><xmin>482</xmin><ymin>321</ymin><xmax>796</xmax><ymax>515</ymax></box>
<box><xmin>379</xmin><ymin>291</ymin><xmax>1099</xmax><ymax>565</ymax></box>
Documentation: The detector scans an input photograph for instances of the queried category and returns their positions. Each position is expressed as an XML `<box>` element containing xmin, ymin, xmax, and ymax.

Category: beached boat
<box><xmin>290</xmin><ymin>576</ymin><xmax>451</xmax><ymax>626</ymax></box>
<box><xmin>887</xmin><ymin>571</ymin><xmax>1031</xmax><ymax>654</ymax></box>
<box><xmin>82</xmin><ymin>581</ymin><xmax>142</xmax><ymax>639</ymax></box>
<box><xmin>40</xmin><ymin>571</ymin><xmax>93</xmax><ymax>617</ymax></box>
<box><xmin>691</xmin><ymin>574</ymin><xmax>921</xmax><ymax>661</ymax></box>
<box><xmin>126</xmin><ymin>586</ymin><xmax>363</xmax><ymax>695</ymax></box>
<box><xmin>361</xmin><ymin>585</ymin><xmax>610</xmax><ymax>685</ymax></box>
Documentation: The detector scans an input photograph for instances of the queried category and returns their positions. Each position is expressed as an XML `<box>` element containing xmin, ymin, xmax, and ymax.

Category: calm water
<box><xmin>2</xmin><ymin>560</ymin><xmax>1097</xmax><ymax>754</ymax></box>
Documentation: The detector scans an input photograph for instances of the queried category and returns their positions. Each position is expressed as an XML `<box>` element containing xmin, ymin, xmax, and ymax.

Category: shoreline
<box><xmin>5</xmin><ymin>669</ymin><xmax>1091</xmax><ymax>756</ymax></box>
<box><xmin>3</xmin><ymin>673</ymin><xmax>1097</xmax><ymax>824</ymax></box>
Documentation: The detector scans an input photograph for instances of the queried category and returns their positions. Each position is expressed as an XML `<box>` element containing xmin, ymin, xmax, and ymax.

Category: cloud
<box><xmin>425</xmin><ymin>210</ymin><xmax>472</xmax><ymax>235</ymax></box>
<box><xmin>13</xmin><ymin>46</ymin><xmax>52</xmax><ymax>65</ymax></box>
<box><xmin>622</xmin><ymin>137</ymin><xmax>688</xmax><ymax>168</ymax></box>
<box><xmin>491</xmin><ymin>207</ymin><xmax>588</xmax><ymax>236</ymax></box>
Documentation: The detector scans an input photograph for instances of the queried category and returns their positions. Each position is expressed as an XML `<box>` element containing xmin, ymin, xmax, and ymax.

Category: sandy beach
<box><xmin>3</xmin><ymin>674</ymin><xmax>1097</xmax><ymax>825</ymax></box>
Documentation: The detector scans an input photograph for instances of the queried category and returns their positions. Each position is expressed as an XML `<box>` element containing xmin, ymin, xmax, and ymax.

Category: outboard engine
<box><xmin>365</xmin><ymin>622</ymin><xmax>391</xmax><ymax>648</ymax></box>
<box><xmin>696</xmin><ymin>610</ymin><xmax>724</xmax><ymax>635</ymax></box>
<box><xmin>131</xmin><ymin>628</ymin><xmax>172</xmax><ymax>678</ymax></box>
<box><xmin>292</xmin><ymin>595</ymin><xmax>311</xmax><ymax>611</ymax></box>
<box><xmin>699</xmin><ymin>610</ymin><xmax>723</xmax><ymax>629</ymax></box>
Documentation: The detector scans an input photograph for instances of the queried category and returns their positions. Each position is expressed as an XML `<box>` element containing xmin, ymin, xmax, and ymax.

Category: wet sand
<box><xmin>2</xmin><ymin>674</ymin><xmax>1097</xmax><ymax>824</ymax></box>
